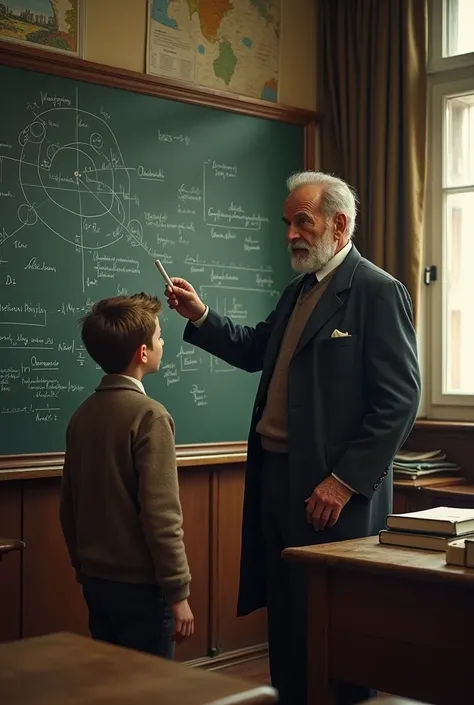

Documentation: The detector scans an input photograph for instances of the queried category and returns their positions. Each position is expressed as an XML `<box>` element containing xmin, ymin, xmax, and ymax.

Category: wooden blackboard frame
<box><xmin>0</xmin><ymin>40</ymin><xmax>319</xmax><ymax>468</ymax></box>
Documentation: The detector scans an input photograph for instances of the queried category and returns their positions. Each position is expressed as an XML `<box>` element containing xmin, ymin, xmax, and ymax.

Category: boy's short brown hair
<box><xmin>80</xmin><ymin>293</ymin><xmax>162</xmax><ymax>374</ymax></box>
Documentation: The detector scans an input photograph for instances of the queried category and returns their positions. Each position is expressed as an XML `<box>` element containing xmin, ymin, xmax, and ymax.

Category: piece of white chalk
<box><xmin>154</xmin><ymin>259</ymin><xmax>173</xmax><ymax>288</ymax></box>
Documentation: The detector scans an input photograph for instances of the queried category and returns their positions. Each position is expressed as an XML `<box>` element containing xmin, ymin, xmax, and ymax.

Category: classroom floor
<box><xmin>210</xmin><ymin>656</ymin><xmax>270</xmax><ymax>684</ymax></box>
<box><xmin>216</xmin><ymin>658</ymin><xmax>391</xmax><ymax>699</ymax></box>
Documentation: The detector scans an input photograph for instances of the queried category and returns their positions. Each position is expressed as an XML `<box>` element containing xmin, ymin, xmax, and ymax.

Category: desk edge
<box><xmin>283</xmin><ymin>544</ymin><xmax>474</xmax><ymax>585</ymax></box>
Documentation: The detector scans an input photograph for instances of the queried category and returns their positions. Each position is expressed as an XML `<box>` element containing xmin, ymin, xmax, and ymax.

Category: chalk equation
<box><xmin>0</xmin><ymin>70</ymin><xmax>297</xmax><ymax>453</ymax></box>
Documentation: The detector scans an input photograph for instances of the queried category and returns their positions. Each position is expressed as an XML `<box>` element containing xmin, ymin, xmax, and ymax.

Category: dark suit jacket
<box><xmin>184</xmin><ymin>245</ymin><xmax>421</xmax><ymax>615</ymax></box>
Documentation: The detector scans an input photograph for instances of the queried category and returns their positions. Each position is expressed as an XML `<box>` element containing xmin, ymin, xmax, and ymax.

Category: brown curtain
<box><xmin>316</xmin><ymin>0</ymin><xmax>427</xmax><ymax>322</ymax></box>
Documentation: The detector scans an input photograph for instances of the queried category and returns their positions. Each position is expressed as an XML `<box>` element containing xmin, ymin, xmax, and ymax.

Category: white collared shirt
<box><xmin>316</xmin><ymin>240</ymin><xmax>352</xmax><ymax>281</ymax></box>
<box><xmin>118</xmin><ymin>375</ymin><xmax>146</xmax><ymax>395</ymax></box>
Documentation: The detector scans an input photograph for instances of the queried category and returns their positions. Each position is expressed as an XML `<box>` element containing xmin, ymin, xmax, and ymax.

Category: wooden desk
<box><xmin>284</xmin><ymin>537</ymin><xmax>473</xmax><ymax>705</ymax></box>
<box><xmin>0</xmin><ymin>632</ymin><xmax>277</xmax><ymax>705</ymax></box>
<box><xmin>0</xmin><ymin>537</ymin><xmax>24</xmax><ymax>561</ymax></box>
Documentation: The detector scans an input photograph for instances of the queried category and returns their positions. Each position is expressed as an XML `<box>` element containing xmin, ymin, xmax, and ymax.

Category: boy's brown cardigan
<box><xmin>60</xmin><ymin>375</ymin><xmax>190</xmax><ymax>604</ymax></box>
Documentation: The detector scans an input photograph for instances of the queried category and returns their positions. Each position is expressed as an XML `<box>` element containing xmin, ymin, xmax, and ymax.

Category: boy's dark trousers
<box><xmin>80</xmin><ymin>575</ymin><xmax>174</xmax><ymax>658</ymax></box>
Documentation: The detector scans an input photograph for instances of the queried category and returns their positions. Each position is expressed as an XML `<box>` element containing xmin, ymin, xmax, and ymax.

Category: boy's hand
<box><xmin>165</xmin><ymin>277</ymin><xmax>206</xmax><ymax>322</ymax></box>
<box><xmin>170</xmin><ymin>598</ymin><xmax>194</xmax><ymax>642</ymax></box>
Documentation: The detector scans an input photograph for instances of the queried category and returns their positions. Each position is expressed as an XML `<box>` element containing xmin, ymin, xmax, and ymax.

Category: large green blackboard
<box><xmin>0</xmin><ymin>54</ymin><xmax>313</xmax><ymax>455</ymax></box>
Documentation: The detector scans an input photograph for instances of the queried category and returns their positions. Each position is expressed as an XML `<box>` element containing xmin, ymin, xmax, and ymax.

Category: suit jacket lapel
<box><xmin>293</xmin><ymin>286</ymin><xmax>343</xmax><ymax>357</ymax></box>
<box><xmin>293</xmin><ymin>245</ymin><xmax>362</xmax><ymax>358</ymax></box>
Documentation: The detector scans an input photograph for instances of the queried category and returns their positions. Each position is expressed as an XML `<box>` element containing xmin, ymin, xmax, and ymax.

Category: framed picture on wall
<box><xmin>0</xmin><ymin>1</ymin><xmax>85</xmax><ymax>57</ymax></box>
<box><xmin>145</xmin><ymin>0</ymin><xmax>281</xmax><ymax>103</ymax></box>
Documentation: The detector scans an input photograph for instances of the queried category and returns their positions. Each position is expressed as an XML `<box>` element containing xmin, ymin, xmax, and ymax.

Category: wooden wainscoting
<box><xmin>403</xmin><ymin>420</ymin><xmax>474</xmax><ymax>482</ymax></box>
<box><xmin>3</xmin><ymin>419</ymin><xmax>474</xmax><ymax>669</ymax></box>
<box><xmin>394</xmin><ymin>419</ymin><xmax>474</xmax><ymax>514</ymax></box>
<box><xmin>176</xmin><ymin>467</ymin><xmax>212</xmax><ymax>661</ymax></box>
<box><xmin>215</xmin><ymin>466</ymin><xmax>267</xmax><ymax>654</ymax></box>
<box><xmin>0</xmin><ymin>481</ymin><xmax>22</xmax><ymax>642</ymax></box>
<box><xmin>0</xmin><ymin>456</ymin><xmax>267</xmax><ymax>669</ymax></box>
<box><xmin>22</xmin><ymin>479</ymin><xmax>89</xmax><ymax>639</ymax></box>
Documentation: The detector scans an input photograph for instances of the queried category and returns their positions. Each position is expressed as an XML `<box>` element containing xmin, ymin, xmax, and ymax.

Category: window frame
<box><xmin>428</xmin><ymin>76</ymin><xmax>474</xmax><ymax>416</ymax></box>
<box><xmin>425</xmin><ymin>1</ymin><xmax>474</xmax><ymax>421</ymax></box>
<box><xmin>428</xmin><ymin>0</ymin><xmax>474</xmax><ymax>74</ymax></box>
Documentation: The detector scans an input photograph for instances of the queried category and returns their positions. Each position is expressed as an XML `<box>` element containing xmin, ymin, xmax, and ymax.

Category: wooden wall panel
<box><xmin>6</xmin><ymin>460</ymin><xmax>268</xmax><ymax>664</ymax></box>
<box><xmin>395</xmin><ymin>420</ymin><xmax>474</xmax><ymax>513</ymax></box>
<box><xmin>412</xmin><ymin>486</ymin><xmax>474</xmax><ymax>511</ymax></box>
<box><xmin>404</xmin><ymin>420</ymin><xmax>474</xmax><ymax>481</ymax></box>
<box><xmin>175</xmin><ymin>468</ymin><xmax>211</xmax><ymax>661</ymax></box>
<box><xmin>21</xmin><ymin>472</ymin><xmax>213</xmax><ymax>660</ymax></box>
<box><xmin>216</xmin><ymin>465</ymin><xmax>267</xmax><ymax>654</ymax></box>
<box><xmin>7</xmin><ymin>419</ymin><xmax>474</xmax><ymax>665</ymax></box>
<box><xmin>22</xmin><ymin>479</ymin><xmax>88</xmax><ymax>638</ymax></box>
<box><xmin>391</xmin><ymin>489</ymin><xmax>409</xmax><ymax>514</ymax></box>
<box><xmin>0</xmin><ymin>481</ymin><xmax>22</xmax><ymax>642</ymax></box>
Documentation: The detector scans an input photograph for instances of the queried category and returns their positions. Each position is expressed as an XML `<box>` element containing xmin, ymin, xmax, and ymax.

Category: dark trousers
<box><xmin>81</xmin><ymin>575</ymin><xmax>174</xmax><ymax>659</ymax></box>
<box><xmin>261</xmin><ymin>450</ymin><xmax>374</xmax><ymax>705</ymax></box>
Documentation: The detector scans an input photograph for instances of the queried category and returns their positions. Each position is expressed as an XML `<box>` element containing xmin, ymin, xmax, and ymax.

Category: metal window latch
<box><xmin>424</xmin><ymin>265</ymin><xmax>437</xmax><ymax>285</ymax></box>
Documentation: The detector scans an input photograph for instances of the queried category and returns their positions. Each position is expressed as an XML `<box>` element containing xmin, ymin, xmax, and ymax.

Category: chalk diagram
<box><xmin>1</xmin><ymin>90</ymin><xmax>148</xmax><ymax>263</ymax></box>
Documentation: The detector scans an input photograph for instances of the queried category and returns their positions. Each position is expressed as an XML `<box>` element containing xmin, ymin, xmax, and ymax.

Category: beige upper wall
<box><xmin>85</xmin><ymin>0</ymin><xmax>317</xmax><ymax>111</ymax></box>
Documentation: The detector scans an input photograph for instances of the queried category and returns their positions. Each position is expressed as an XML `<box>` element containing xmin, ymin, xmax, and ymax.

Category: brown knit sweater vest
<box><xmin>256</xmin><ymin>271</ymin><xmax>336</xmax><ymax>452</ymax></box>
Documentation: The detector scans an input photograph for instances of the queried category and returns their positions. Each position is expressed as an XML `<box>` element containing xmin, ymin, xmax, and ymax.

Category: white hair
<box><xmin>286</xmin><ymin>171</ymin><xmax>358</xmax><ymax>239</ymax></box>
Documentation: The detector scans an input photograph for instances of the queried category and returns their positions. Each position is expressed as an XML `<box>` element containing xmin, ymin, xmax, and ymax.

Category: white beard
<box><xmin>288</xmin><ymin>226</ymin><xmax>337</xmax><ymax>273</ymax></box>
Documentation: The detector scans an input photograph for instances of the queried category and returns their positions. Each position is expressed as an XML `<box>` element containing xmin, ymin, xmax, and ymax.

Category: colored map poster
<box><xmin>147</xmin><ymin>0</ymin><xmax>280</xmax><ymax>102</ymax></box>
<box><xmin>0</xmin><ymin>0</ymin><xmax>81</xmax><ymax>56</ymax></box>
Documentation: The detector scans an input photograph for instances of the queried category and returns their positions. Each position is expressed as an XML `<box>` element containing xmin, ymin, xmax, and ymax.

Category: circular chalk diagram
<box><xmin>18</xmin><ymin>107</ymin><xmax>132</xmax><ymax>250</ymax></box>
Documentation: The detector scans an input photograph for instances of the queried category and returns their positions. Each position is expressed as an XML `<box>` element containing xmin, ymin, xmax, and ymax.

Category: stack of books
<box><xmin>379</xmin><ymin>506</ymin><xmax>474</xmax><ymax>554</ymax></box>
<box><xmin>394</xmin><ymin>449</ymin><xmax>461</xmax><ymax>485</ymax></box>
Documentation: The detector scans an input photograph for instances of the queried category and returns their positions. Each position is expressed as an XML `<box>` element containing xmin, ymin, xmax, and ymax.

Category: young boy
<box><xmin>59</xmin><ymin>293</ymin><xmax>193</xmax><ymax>657</ymax></box>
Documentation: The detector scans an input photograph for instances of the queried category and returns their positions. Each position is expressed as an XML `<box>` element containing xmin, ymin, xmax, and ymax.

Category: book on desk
<box><xmin>379</xmin><ymin>528</ymin><xmax>474</xmax><ymax>552</ymax></box>
<box><xmin>379</xmin><ymin>505</ymin><xmax>474</xmax><ymax>568</ymax></box>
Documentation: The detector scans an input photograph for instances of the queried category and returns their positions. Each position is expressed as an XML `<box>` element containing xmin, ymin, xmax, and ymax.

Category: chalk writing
<box><xmin>178</xmin><ymin>185</ymin><xmax>201</xmax><ymax>202</ymax></box>
<box><xmin>210</xmin><ymin>228</ymin><xmax>237</xmax><ymax>241</ymax></box>
<box><xmin>0</xmin><ymin>71</ymin><xmax>299</xmax><ymax>454</ymax></box>
<box><xmin>162</xmin><ymin>361</ymin><xmax>180</xmax><ymax>386</ymax></box>
<box><xmin>189</xmin><ymin>384</ymin><xmax>207</xmax><ymax>407</ymax></box>
<box><xmin>24</xmin><ymin>257</ymin><xmax>57</xmax><ymax>272</ymax></box>
<box><xmin>207</xmin><ymin>206</ymin><xmax>269</xmax><ymax>230</ymax></box>
<box><xmin>158</xmin><ymin>130</ymin><xmax>190</xmax><ymax>146</ymax></box>
<box><xmin>211</xmin><ymin>161</ymin><xmax>237</xmax><ymax>179</ymax></box>
<box><xmin>138</xmin><ymin>166</ymin><xmax>164</xmax><ymax>181</ymax></box>
<box><xmin>93</xmin><ymin>253</ymin><xmax>141</xmax><ymax>279</ymax></box>
<box><xmin>176</xmin><ymin>346</ymin><xmax>201</xmax><ymax>373</ymax></box>
<box><xmin>244</xmin><ymin>236</ymin><xmax>260</xmax><ymax>252</ymax></box>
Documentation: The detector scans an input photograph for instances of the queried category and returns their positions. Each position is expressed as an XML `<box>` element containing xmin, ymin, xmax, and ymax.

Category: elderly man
<box><xmin>165</xmin><ymin>171</ymin><xmax>421</xmax><ymax>705</ymax></box>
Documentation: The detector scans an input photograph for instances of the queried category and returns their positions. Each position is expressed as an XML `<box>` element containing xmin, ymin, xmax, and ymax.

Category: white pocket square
<box><xmin>331</xmin><ymin>329</ymin><xmax>351</xmax><ymax>338</ymax></box>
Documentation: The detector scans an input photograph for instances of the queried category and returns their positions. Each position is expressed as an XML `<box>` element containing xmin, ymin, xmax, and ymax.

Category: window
<box><xmin>444</xmin><ymin>93</ymin><xmax>474</xmax><ymax>396</ymax></box>
<box><xmin>444</xmin><ymin>0</ymin><xmax>474</xmax><ymax>58</ymax></box>
<box><xmin>426</xmin><ymin>2</ymin><xmax>474</xmax><ymax>419</ymax></box>
<box><xmin>429</xmin><ymin>0</ymin><xmax>474</xmax><ymax>72</ymax></box>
